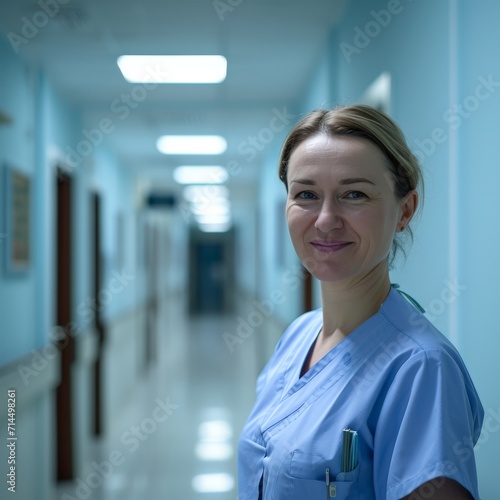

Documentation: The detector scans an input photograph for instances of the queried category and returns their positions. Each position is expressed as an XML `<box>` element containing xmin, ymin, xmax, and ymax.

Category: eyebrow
<box><xmin>290</xmin><ymin>177</ymin><xmax>376</xmax><ymax>186</ymax></box>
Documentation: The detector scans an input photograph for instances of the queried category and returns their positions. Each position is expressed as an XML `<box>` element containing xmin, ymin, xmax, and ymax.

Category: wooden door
<box><xmin>55</xmin><ymin>170</ymin><xmax>74</xmax><ymax>479</ymax></box>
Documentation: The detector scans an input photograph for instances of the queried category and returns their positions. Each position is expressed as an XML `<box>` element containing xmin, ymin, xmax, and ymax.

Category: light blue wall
<box><xmin>0</xmin><ymin>35</ymin><xmax>142</xmax><ymax>363</ymax></box>
<box><xmin>0</xmin><ymin>38</ymin><xmax>84</xmax><ymax>363</ymax></box>
<box><xmin>299</xmin><ymin>37</ymin><xmax>336</xmax><ymax>113</ymax></box>
<box><xmin>0</xmin><ymin>38</ymin><xmax>38</xmax><ymax>363</ymax></box>
<box><xmin>37</xmin><ymin>71</ymin><xmax>83</xmax><ymax>350</ymax></box>
<box><xmin>455</xmin><ymin>1</ymin><xmax>500</xmax><ymax>494</ymax></box>
<box><xmin>257</xmin><ymin>136</ymin><xmax>303</xmax><ymax>328</ymax></box>
<box><xmin>88</xmin><ymin>147</ymin><xmax>138</xmax><ymax>323</ymax></box>
<box><xmin>233</xmin><ymin>190</ymin><xmax>257</xmax><ymax>298</ymax></box>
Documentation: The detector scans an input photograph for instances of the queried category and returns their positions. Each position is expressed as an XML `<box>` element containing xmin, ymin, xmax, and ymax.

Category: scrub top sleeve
<box><xmin>374</xmin><ymin>349</ymin><xmax>483</xmax><ymax>500</ymax></box>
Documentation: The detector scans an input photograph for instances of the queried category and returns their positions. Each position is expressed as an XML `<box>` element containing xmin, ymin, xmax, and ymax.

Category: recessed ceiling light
<box><xmin>117</xmin><ymin>55</ymin><xmax>227</xmax><ymax>84</ymax></box>
<box><xmin>198</xmin><ymin>420</ymin><xmax>233</xmax><ymax>441</ymax></box>
<box><xmin>199</xmin><ymin>223</ymin><xmax>232</xmax><ymax>233</ymax></box>
<box><xmin>191</xmin><ymin>203</ymin><xmax>230</xmax><ymax>216</ymax></box>
<box><xmin>195</xmin><ymin>442</ymin><xmax>233</xmax><ymax>461</ymax></box>
<box><xmin>195</xmin><ymin>214</ymin><xmax>231</xmax><ymax>225</ymax></box>
<box><xmin>173</xmin><ymin>166</ymin><xmax>228</xmax><ymax>185</ymax></box>
<box><xmin>191</xmin><ymin>473</ymin><xmax>235</xmax><ymax>493</ymax></box>
<box><xmin>157</xmin><ymin>136</ymin><xmax>227</xmax><ymax>155</ymax></box>
<box><xmin>183</xmin><ymin>185</ymin><xmax>229</xmax><ymax>203</ymax></box>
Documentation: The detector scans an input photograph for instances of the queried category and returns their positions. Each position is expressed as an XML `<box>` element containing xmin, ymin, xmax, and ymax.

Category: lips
<box><xmin>310</xmin><ymin>240</ymin><xmax>352</xmax><ymax>253</ymax></box>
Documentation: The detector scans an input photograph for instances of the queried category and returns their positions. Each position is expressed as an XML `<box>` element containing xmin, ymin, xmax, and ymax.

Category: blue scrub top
<box><xmin>238</xmin><ymin>286</ymin><xmax>484</xmax><ymax>499</ymax></box>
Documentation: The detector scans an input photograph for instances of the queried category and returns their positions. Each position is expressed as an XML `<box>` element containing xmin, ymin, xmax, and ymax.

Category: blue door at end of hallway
<box><xmin>195</xmin><ymin>242</ymin><xmax>225</xmax><ymax>313</ymax></box>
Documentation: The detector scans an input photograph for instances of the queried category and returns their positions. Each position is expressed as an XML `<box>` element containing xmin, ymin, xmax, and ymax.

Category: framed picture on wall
<box><xmin>3</xmin><ymin>164</ymin><xmax>31</xmax><ymax>275</ymax></box>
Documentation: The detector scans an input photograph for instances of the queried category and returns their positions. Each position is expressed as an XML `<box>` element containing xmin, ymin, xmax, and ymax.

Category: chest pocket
<box><xmin>272</xmin><ymin>451</ymin><xmax>360</xmax><ymax>500</ymax></box>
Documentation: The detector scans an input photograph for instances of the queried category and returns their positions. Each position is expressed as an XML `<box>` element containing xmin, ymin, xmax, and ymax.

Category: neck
<box><xmin>320</xmin><ymin>261</ymin><xmax>391</xmax><ymax>339</ymax></box>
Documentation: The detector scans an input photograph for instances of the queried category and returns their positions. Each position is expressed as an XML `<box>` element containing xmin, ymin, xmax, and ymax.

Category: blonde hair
<box><xmin>278</xmin><ymin>104</ymin><xmax>423</xmax><ymax>266</ymax></box>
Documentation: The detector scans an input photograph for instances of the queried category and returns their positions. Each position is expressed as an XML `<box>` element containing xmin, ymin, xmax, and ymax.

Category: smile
<box><xmin>310</xmin><ymin>240</ymin><xmax>352</xmax><ymax>253</ymax></box>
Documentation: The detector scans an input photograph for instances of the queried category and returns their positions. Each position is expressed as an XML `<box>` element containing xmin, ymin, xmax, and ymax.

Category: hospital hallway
<box><xmin>56</xmin><ymin>292</ymin><xmax>261</xmax><ymax>500</ymax></box>
<box><xmin>1</xmin><ymin>1</ymin><xmax>500</xmax><ymax>498</ymax></box>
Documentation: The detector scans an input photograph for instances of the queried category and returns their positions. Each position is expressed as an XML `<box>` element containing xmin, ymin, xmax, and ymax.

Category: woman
<box><xmin>238</xmin><ymin>105</ymin><xmax>484</xmax><ymax>499</ymax></box>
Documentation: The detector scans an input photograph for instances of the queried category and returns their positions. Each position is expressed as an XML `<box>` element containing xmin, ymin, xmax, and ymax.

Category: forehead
<box><xmin>288</xmin><ymin>133</ymin><xmax>389</xmax><ymax>177</ymax></box>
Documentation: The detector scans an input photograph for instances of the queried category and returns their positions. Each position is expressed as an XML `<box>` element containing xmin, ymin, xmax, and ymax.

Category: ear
<box><xmin>397</xmin><ymin>190</ymin><xmax>418</xmax><ymax>232</ymax></box>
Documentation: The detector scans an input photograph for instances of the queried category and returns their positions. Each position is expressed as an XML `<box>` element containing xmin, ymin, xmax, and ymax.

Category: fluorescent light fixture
<box><xmin>196</xmin><ymin>420</ymin><xmax>233</xmax><ymax>459</ymax></box>
<box><xmin>199</xmin><ymin>223</ymin><xmax>232</xmax><ymax>233</ymax></box>
<box><xmin>183</xmin><ymin>185</ymin><xmax>229</xmax><ymax>204</ymax></box>
<box><xmin>157</xmin><ymin>136</ymin><xmax>227</xmax><ymax>155</ymax></box>
<box><xmin>192</xmin><ymin>473</ymin><xmax>235</xmax><ymax>493</ymax></box>
<box><xmin>117</xmin><ymin>55</ymin><xmax>227</xmax><ymax>83</ymax></box>
<box><xmin>191</xmin><ymin>202</ymin><xmax>230</xmax><ymax>216</ymax></box>
<box><xmin>173</xmin><ymin>166</ymin><xmax>228</xmax><ymax>185</ymax></box>
<box><xmin>195</xmin><ymin>442</ymin><xmax>233</xmax><ymax>461</ymax></box>
<box><xmin>195</xmin><ymin>214</ymin><xmax>231</xmax><ymax>225</ymax></box>
<box><xmin>198</xmin><ymin>420</ymin><xmax>233</xmax><ymax>441</ymax></box>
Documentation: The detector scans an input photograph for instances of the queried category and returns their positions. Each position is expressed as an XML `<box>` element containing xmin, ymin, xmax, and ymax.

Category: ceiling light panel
<box><xmin>183</xmin><ymin>185</ymin><xmax>229</xmax><ymax>203</ymax></box>
<box><xmin>173</xmin><ymin>166</ymin><xmax>228</xmax><ymax>185</ymax></box>
<box><xmin>191</xmin><ymin>473</ymin><xmax>235</xmax><ymax>493</ymax></box>
<box><xmin>157</xmin><ymin>136</ymin><xmax>227</xmax><ymax>155</ymax></box>
<box><xmin>117</xmin><ymin>55</ymin><xmax>227</xmax><ymax>84</ymax></box>
<box><xmin>195</xmin><ymin>214</ymin><xmax>231</xmax><ymax>225</ymax></box>
<box><xmin>199</xmin><ymin>223</ymin><xmax>232</xmax><ymax>233</ymax></box>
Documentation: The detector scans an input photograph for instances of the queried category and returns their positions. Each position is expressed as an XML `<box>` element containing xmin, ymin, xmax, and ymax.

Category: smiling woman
<box><xmin>279</xmin><ymin>105</ymin><xmax>423</xmax><ymax>269</ymax></box>
<box><xmin>238</xmin><ymin>105</ymin><xmax>484</xmax><ymax>500</ymax></box>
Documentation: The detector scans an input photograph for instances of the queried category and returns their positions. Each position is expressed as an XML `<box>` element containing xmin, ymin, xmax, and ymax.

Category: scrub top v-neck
<box><xmin>238</xmin><ymin>286</ymin><xmax>484</xmax><ymax>500</ymax></box>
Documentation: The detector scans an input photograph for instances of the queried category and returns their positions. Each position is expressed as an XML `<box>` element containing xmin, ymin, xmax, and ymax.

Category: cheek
<box><xmin>286</xmin><ymin>207</ymin><xmax>307</xmax><ymax>240</ymax></box>
<box><xmin>364</xmin><ymin>208</ymin><xmax>399</xmax><ymax>249</ymax></box>
<box><xmin>286</xmin><ymin>216</ymin><xmax>298</xmax><ymax>241</ymax></box>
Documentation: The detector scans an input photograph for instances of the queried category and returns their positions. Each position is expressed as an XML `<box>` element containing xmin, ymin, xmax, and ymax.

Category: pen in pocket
<box><xmin>325</xmin><ymin>467</ymin><xmax>336</xmax><ymax>498</ymax></box>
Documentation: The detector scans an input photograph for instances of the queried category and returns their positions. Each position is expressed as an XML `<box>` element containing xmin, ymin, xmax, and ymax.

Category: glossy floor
<box><xmin>57</xmin><ymin>297</ymin><xmax>261</xmax><ymax>499</ymax></box>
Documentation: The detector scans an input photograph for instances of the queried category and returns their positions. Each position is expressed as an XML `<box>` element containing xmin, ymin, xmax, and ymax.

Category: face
<box><xmin>285</xmin><ymin>133</ymin><xmax>416</xmax><ymax>283</ymax></box>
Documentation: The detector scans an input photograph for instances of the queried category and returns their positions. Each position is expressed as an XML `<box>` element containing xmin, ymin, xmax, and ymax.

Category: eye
<box><xmin>295</xmin><ymin>191</ymin><xmax>318</xmax><ymax>200</ymax></box>
<box><xmin>344</xmin><ymin>190</ymin><xmax>367</xmax><ymax>200</ymax></box>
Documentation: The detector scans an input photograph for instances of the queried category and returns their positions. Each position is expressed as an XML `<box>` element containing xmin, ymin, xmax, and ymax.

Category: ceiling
<box><xmin>0</xmin><ymin>0</ymin><xmax>347</xmax><ymax>193</ymax></box>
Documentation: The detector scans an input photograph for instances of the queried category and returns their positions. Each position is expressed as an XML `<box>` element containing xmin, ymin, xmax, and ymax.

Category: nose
<box><xmin>314</xmin><ymin>200</ymin><xmax>343</xmax><ymax>233</ymax></box>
